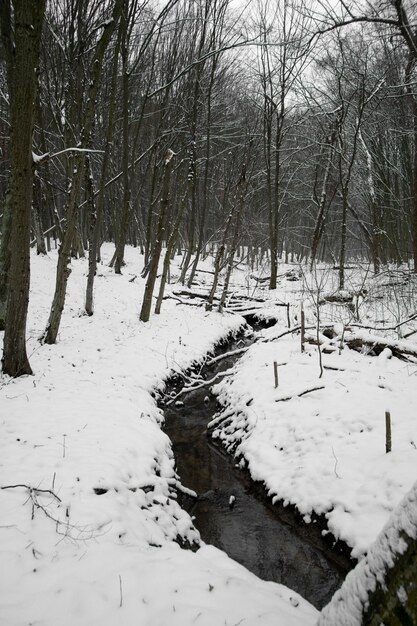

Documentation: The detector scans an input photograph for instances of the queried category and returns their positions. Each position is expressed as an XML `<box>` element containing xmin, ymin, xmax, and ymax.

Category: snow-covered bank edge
<box><xmin>318</xmin><ymin>480</ymin><xmax>417</xmax><ymax>626</ymax></box>
<box><xmin>0</xmin><ymin>246</ymin><xmax>317</xmax><ymax>626</ymax></box>
<box><xmin>210</xmin><ymin>313</ymin><xmax>417</xmax><ymax>559</ymax></box>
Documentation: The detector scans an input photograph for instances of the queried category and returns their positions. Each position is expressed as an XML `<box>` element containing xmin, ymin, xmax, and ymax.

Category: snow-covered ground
<box><xmin>0</xmin><ymin>246</ymin><xmax>317</xmax><ymax>626</ymax></box>
<box><xmin>211</xmin><ymin>264</ymin><xmax>417</xmax><ymax>558</ymax></box>
<box><xmin>318</xmin><ymin>479</ymin><xmax>417</xmax><ymax>625</ymax></box>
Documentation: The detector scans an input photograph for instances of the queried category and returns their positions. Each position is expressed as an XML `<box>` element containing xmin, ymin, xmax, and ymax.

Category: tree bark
<box><xmin>155</xmin><ymin>181</ymin><xmax>189</xmax><ymax>315</ymax></box>
<box><xmin>1</xmin><ymin>0</ymin><xmax>46</xmax><ymax>376</ymax></box>
<box><xmin>218</xmin><ymin>161</ymin><xmax>249</xmax><ymax>311</ymax></box>
<box><xmin>140</xmin><ymin>150</ymin><xmax>174</xmax><ymax>322</ymax></box>
<box><xmin>85</xmin><ymin>29</ymin><xmax>121</xmax><ymax>314</ymax></box>
<box><xmin>43</xmin><ymin>0</ymin><xmax>122</xmax><ymax>344</ymax></box>
<box><xmin>0</xmin><ymin>191</ymin><xmax>12</xmax><ymax>330</ymax></box>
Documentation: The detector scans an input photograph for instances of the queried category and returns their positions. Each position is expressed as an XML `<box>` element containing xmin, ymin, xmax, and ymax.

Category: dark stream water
<box><xmin>162</xmin><ymin>331</ymin><xmax>353</xmax><ymax>610</ymax></box>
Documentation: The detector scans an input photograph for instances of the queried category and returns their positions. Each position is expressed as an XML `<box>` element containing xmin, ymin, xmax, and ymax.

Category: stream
<box><xmin>162</xmin><ymin>327</ymin><xmax>353</xmax><ymax>610</ymax></box>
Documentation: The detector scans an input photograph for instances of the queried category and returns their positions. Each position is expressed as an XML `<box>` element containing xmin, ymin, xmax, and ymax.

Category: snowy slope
<box><xmin>0</xmin><ymin>246</ymin><xmax>317</xmax><ymax>626</ymax></box>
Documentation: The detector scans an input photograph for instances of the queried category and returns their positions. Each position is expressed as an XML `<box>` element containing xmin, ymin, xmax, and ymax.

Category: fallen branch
<box><xmin>172</xmin><ymin>289</ymin><xmax>216</xmax><ymax>301</ymax></box>
<box><xmin>163</xmin><ymin>295</ymin><xmax>202</xmax><ymax>307</ymax></box>
<box><xmin>205</xmin><ymin>346</ymin><xmax>249</xmax><ymax>366</ymax></box>
<box><xmin>165</xmin><ymin>369</ymin><xmax>234</xmax><ymax>405</ymax></box>
<box><xmin>275</xmin><ymin>385</ymin><xmax>325</xmax><ymax>403</ymax></box>
<box><xmin>1</xmin><ymin>483</ymin><xmax>106</xmax><ymax>541</ymax></box>
<box><xmin>1</xmin><ymin>484</ymin><xmax>62</xmax><ymax>502</ymax></box>
<box><xmin>342</xmin><ymin>333</ymin><xmax>417</xmax><ymax>360</ymax></box>
<box><xmin>258</xmin><ymin>325</ymin><xmax>304</xmax><ymax>342</ymax></box>
<box><xmin>250</xmin><ymin>274</ymin><xmax>270</xmax><ymax>283</ymax></box>
<box><xmin>350</xmin><ymin>311</ymin><xmax>417</xmax><ymax>333</ymax></box>
<box><xmin>228</xmin><ymin>294</ymin><xmax>268</xmax><ymax>303</ymax></box>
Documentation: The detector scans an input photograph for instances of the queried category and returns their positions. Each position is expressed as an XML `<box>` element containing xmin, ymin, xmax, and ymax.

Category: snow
<box><xmin>317</xmin><ymin>480</ymin><xmax>417</xmax><ymax>625</ymax></box>
<box><xmin>210</xmin><ymin>264</ymin><xmax>417</xmax><ymax>559</ymax></box>
<box><xmin>32</xmin><ymin>151</ymin><xmax>49</xmax><ymax>164</ymax></box>
<box><xmin>0</xmin><ymin>245</ymin><xmax>317</xmax><ymax>626</ymax></box>
<box><xmin>1</xmin><ymin>248</ymin><xmax>416</xmax><ymax>625</ymax></box>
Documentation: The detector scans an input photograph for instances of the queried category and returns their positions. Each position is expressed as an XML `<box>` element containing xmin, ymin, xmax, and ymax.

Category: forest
<box><xmin>2</xmin><ymin>0</ymin><xmax>417</xmax><ymax>375</ymax></box>
<box><xmin>0</xmin><ymin>1</ymin><xmax>417</xmax><ymax>625</ymax></box>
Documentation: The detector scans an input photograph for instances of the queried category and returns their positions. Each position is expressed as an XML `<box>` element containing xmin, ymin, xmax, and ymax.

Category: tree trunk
<box><xmin>1</xmin><ymin>0</ymin><xmax>46</xmax><ymax>376</ymax></box>
<box><xmin>0</xmin><ymin>191</ymin><xmax>12</xmax><ymax>330</ymax></box>
<box><xmin>84</xmin><ymin>156</ymin><xmax>96</xmax><ymax>316</ymax></box>
<box><xmin>339</xmin><ymin>188</ymin><xmax>348</xmax><ymax>290</ymax></box>
<box><xmin>218</xmin><ymin>162</ymin><xmax>249</xmax><ymax>311</ymax></box>
<box><xmin>32</xmin><ymin>174</ymin><xmax>47</xmax><ymax>255</ymax></box>
<box><xmin>359</xmin><ymin>128</ymin><xmax>381</xmax><ymax>274</ymax></box>
<box><xmin>114</xmin><ymin>3</ymin><xmax>131</xmax><ymax>274</ymax></box>
<box><xmin>155</xmin><ymin>181</ymin><xmax>189</xmax><ymax>315</ymax></box>
<box><xmin>43</xmin><ymin>0</ymin><xmax>122</xmax><ymax>344</ymax></box>
<box><xmin>84</xmin><ymin>29</ymin><xmax>121</xmax><ymax>314</ymax></box>
<box><xmin>310</xmin><ymin>129</ymin><xmax>336</xmax><ymax>269</ymax></box>
<box><xmin>413</xmin><ymin>100</ymin><xmax>417</xmax><ymax>272</ymax></box>
<box><xmin>140</xmin><ymin>150</ymin><xmax>174</xmax><ymax>322</ymax></box>
<box><xmin>206</xmin><ymin>202</ymin><xmax>235</xmax><ymax>311</ymax></box>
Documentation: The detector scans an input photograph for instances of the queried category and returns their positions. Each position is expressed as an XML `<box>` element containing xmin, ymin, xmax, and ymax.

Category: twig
<box><xmin>119</xmin><ymin>574</ymin><xmax>123</xmax><ymax>608</ymax></box>
<box><xmin>1</xmin><ymin>484</ymin><xmax>62</xmax><ymax>502</ymax></box>
<box><xmin>331</xmin><ymin>447</ymin><xmax>341</xmax><ymax>479</ymax></box>
<box><xmin>275</xmin><ymin>385</ymin><xmax>325</xmax><ymax>403</ymax></box>
<box><xmin>165</xmin><ymin>369</ymin><xmax>234</xmax><ymax>405</ymax></box>
<box><xmin>258</xmin><ymin>325</ymin><xmax>302</xmax><ymax>343</ymax></box>
<box><xmin>350</xmin><ymin>311</ymin><xmax>417</xmax><ymax>332</ymax></box>
<box><xmin>0</xmin><ymin>483</ymin><xmax>104</xmax><ymax>542</ymax></box>
<box><xmin>205</xmin><ymin>346</ymin><xmax>249</xmax><ymax>366</ymax></box>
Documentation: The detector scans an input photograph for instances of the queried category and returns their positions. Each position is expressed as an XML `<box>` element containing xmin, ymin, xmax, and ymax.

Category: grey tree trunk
<box><xmin>155</xmin><ymin>177</ymin><xmax>189</xmax><ymax>315</ymax></box>
<box><xmin>84</xmin><ymin>34</ymin><xmax>120</xmax><ymax>315</ymax></box>
<box><xmin>32</xmin><ymin>174</ymin><xmax>47</xmax><ymax>256</ymax></box>
<box><xmin>218</xmin><ymin>162</ymin><xmax>248</xmax><ymax>312</ymax></box>
<box><xmin>310</xmin><ymin>128</ymin><xmax>336</xmax><ymax>269</ymax></box>
<box><xmin>43</xmin><ymin>0</ymin><xmax>122</xmax><ymax>344</ymax></box>
<box><xmin>114</xmin><ymin>2</ymin><xmax>131</xmax><ymax>274</ymax></box>
<box><xmin>206</xmin><ymin>204</ymin><xmax>235</xmax><ymax>312</ymax></box>
<box><xmin>140</xmin><ymin>150</ymin><xmax>174</xmax><ymax>322</ymax></box>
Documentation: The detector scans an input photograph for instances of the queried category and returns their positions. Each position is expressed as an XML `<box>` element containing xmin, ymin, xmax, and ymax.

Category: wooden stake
<box><xmin>300</xmin><ymin>303</ymin><xmax>305</xmax><ymax>353</ymax></box>
<box><xmin>286</xmin><ymin>303</ymin><xmax>290</xmax><ymax>329</ymax></box>
<box><xmin>273</xmin><ymin>361</ymin><xmax>278</xmax><ymax>388</ymax></box>
<box><xmin>385</xmin><ymin>411</ymin><xmax>392</xmax><ymax>453</ymax></box>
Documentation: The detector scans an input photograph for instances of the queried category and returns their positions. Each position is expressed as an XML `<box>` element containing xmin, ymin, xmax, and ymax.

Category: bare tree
<box><xmin>43</xmin><ymin>0</ymin><xmax>122</xmax><ymax>344</ymax></box>
<box><xmin>140</xmin><ymin>149</ymin><xmax>175</xmax><ymax>322</ymax></box>
<box><xmin>255</xmin><ymin>0</ymin><xmax>312</xmax><ymax>289</ymax></box>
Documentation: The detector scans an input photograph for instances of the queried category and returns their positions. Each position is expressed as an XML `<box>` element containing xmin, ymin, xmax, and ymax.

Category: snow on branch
<box><xmin>32</xmin><ymin>147</ymin><xmax>104</xmax><ymax>167</ymax></box>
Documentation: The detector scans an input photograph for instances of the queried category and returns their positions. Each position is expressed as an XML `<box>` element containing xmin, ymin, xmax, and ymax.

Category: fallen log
<box><xmin>342</xmin><ymin>332</ymin><xmax>417</xmax><ymax>360</ymax></box>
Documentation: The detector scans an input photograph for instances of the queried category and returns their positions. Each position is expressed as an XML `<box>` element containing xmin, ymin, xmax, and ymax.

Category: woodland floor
<box><xmin>1</xmin><ymin>245</ymin><xmax>416</xmax><ymax>625</ymax></box>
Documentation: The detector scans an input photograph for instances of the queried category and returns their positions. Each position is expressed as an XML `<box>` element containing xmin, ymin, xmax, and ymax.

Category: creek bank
<box><xmin>159</xmin><ymin>325</ymin><xmax>354</xmax><ymax>610</ymax></box>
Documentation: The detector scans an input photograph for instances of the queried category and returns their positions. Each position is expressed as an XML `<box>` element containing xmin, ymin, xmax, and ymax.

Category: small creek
<box><xmin>161</xmin><ymin>327</ymin><xmax>353</xmax><ymax>610</ymax></box>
